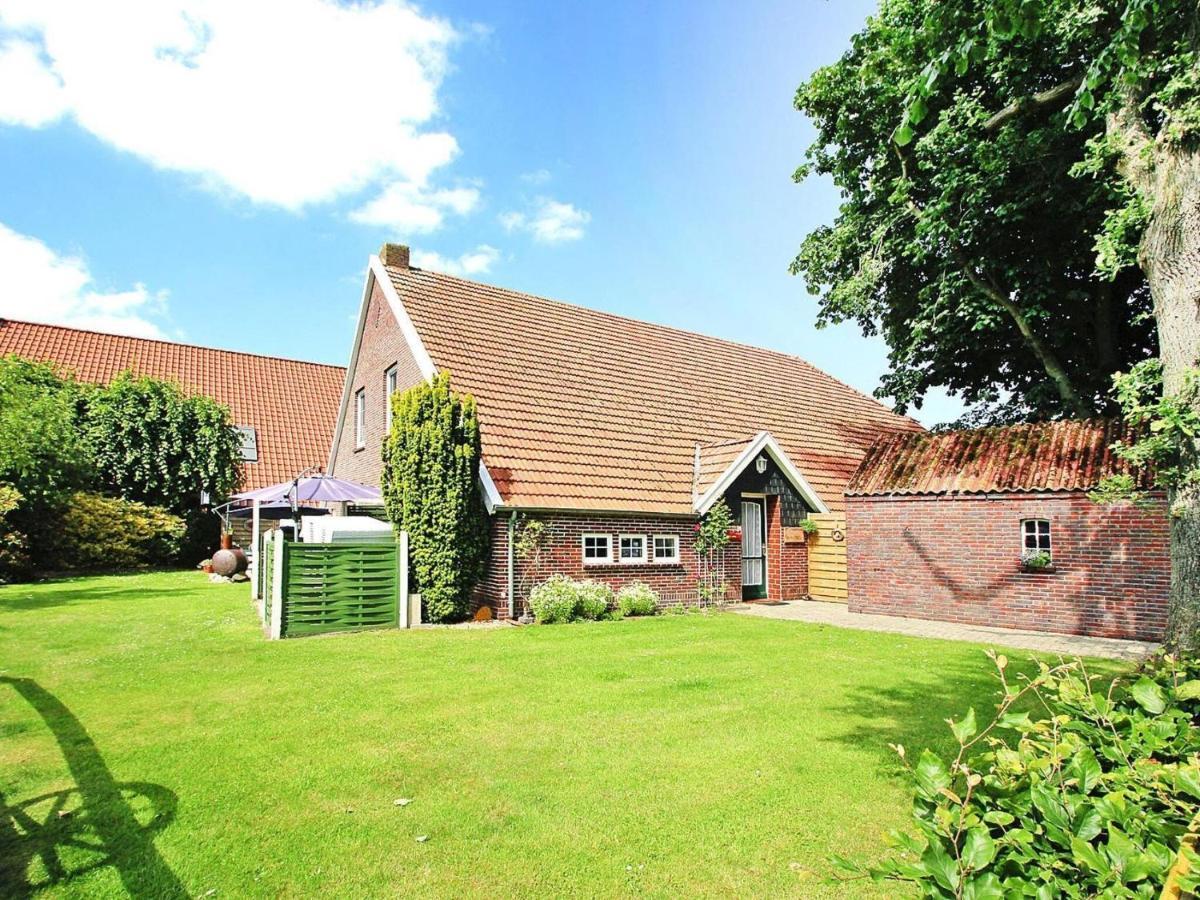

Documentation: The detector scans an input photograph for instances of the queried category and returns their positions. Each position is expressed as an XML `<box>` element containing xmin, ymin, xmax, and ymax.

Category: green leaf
<box><xmin>894</xmin><ymin>122</ymin><xmax>914</xmax><ymax>146</ymax></box>
<box><xmin>914</xmin><ymin>749</ymin><xmax>952</xmax><ymax>800</ymax></box>
<box><xmin>963</xmin><ymin>871</ymin><xmax>1003</xmax><ymax>900</ymax></box>
<box><xmin>950</xmin><ymin>708</ymin><xmax>978</xmax><ymax>743</ymax></box>
<box><xmin>961</xmin><ymin>827</ymin><xmax>996</xmax><ymax>872</ymax></box>
<box><xmin>922</xmin><ymin>839</ymin><xmax>960</xmax><ymax>892</ymax></box>
<box><xmin>1070</xmin><ymin>747</ymin><xmax>1103</xmax><ymax>794</ymax></box>
<box><xmin>1071</xmin><ymin>837</ymin><xmax>1109</xmax><ymax>875</ymax></box>
<box><xmin>1130</xmin><ymin>676</ymin><xmax>1166</xmax><ymax>714</ymax></box>
<box><xmin>1175</xmin><ymin>680</ymin><xmax>1200</xmax><ymax>700</ymax></box>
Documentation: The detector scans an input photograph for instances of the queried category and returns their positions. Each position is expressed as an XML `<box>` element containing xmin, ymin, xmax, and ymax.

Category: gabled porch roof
<box><xmin>693</xmin><ymin>431</ymin><xmax>829</xmax><ymax>515</ymax></box>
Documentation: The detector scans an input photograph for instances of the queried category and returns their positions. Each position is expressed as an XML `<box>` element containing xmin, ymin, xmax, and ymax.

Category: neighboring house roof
<box><xmin>847</xmin><ymin>418</ymin><xmax>1150</xmax><ymax>497</ymax></box>
<box><xmin>337</xmin><ymin>249</ymin><xmax>921</xmax><ymax>515</ymax></box>
<box><xmin>0</xmin><ymin>318</ymin><xmax>345</xmax><ymax>490</ymax></box>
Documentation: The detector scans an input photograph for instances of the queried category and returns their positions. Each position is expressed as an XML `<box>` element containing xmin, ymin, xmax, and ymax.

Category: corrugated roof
<box><xmin>384</xmin><ymin>263</ymin><xmax>922</xmax><ymax>515</ymax></box>
<box><xmin>847</xmin><ymin>418</ymin><xmax>1150</xmax><ymax>497</ymax></box>
<box><xmin>0</xmin><ymin>318</ymin><xmax>345</xmax><ymax>490</ymax></box>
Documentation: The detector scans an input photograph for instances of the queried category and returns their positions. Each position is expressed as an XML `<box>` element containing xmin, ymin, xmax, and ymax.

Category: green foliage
<box><xmin>513</xmin><ymin>515</ymin><xmax>550</xmax><ymax>603</ymax></box>
<box><xmin>575</xmin><ymin>580</ymin><xmax>614</xmax><ymax>620</ymax></box>
<box><xmin>381</xmin><ymin>372</ymin><xmax>489</xmax><ymax>623</ymax></box>
<box><xmin>0</xmin><ymin>357</ymin><xmax>91</xmax><ymax>513</ymax></box>
<box><xmin>83</xmin><ymin>372</ymin><xmax>242</xmax><ymax>514</ymax></box>
<box><xmin>794</xmin><ymin>0</ymin><xmax>1161</xmax><ymax>421</ymax></box>
<box><xmin>0</xmin><ymin>483</ymin><xmax>30</xmax><ymax>582</ymax></box>
<box><xmin>47</xmin><ymin>492</ymin><xmax>186</xmax><ymax>571</ymax></box>
<box><xmin>799</xmin><ymin>518</ymin><xmax>819</xmax><ymax>535</ymax></box>
<box><xmin>1020</xmin><ymin>549</ymin><xmax>1052</xmax><ymax>569</ymax></box>
<box><xmin>527</xmin><ymin>575</ymin><xmax>614</xmax><ymax>623</ymax></box>
<box><xmin>528</xmin><ymin>574</ymin><xmax>580</xmax><ymax>624</ymax></box>
<box><xmin>1090</xmin><ymin>360</ymin><xmax>1200</xmax><ymax>512</ymax></box>
<box><xmin>695</xmin><ymin>499</ymin><xmax>734</xmax><ymax>603</ymax></box>
<box><xmin>616</xmin><ymin>582</ymin><xmax>659</xmax><ymax>617</ymax></box>
<box><xmin>840</xmin><ymin>652</ymin><xmax>1200</xmax><ymax>896</ymax></box>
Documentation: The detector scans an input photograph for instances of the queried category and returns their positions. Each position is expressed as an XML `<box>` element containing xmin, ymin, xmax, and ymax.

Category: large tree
<box><xmin>793</xmin><ymin>0</ymin><xmax>1159</xmax><ymax>422</ymax></box>
<box><xmin>797</xmin><ymin>0</ymin><xmax>1200</xmax><ymax>650</ymax></box>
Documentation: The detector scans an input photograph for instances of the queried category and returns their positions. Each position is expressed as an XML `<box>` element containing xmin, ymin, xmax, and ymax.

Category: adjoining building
<box><xmin>0</xmin><ymin>318</ymin><xmax>345</xmax><ymax>491</ymax></box>
<box><xmin>845</xmin><ymin>419</ymin><xmax>1169</xmax><ymax>641</ymax></box>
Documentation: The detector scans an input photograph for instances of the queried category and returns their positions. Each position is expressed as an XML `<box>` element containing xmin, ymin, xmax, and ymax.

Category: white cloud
<box><xmin>519</xmin><ymin>168</ymin><xmax>551</xmax><ymax>185</ymax></box>
<box><xmin>411</xmin><ymin>244</ymin><xmax>499</xmax><ymax>277</ymax></box>
<box><xmin>349</xmin><ymin>181</ymin><xmax>480</xmax><ymax>233</ymax></box>
<box><xmin>0</xmin><ymin>39</ymin><xmax>67</xmax><ymax>126</ymax></box>
<box><xmin>499</xmin><ymin>196</ymin><xmax>590</xmax><ymax>243</ymax></box>
<box><xmin>0</xmin><ymin>222</ymin><xmax>170</xmax><ymax>338</ymax></box>
<box><xmin>0</xmin><ymin>1</ymin><xmax>461</xmax><ymax>210</ymax></box>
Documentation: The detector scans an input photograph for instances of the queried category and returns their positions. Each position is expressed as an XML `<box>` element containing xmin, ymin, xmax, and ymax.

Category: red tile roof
<box><xmin>385</xmin><ymin>263</ymin><xmax>922</xmax><ymax>514</ymax></box>
<box><xmin>847</xmin><ymin>418</ymin><xmax>1150</xmax><ymax>497</ymax></box>
<box><xmin>0</xmin><ymin>319</ymin><xmax>345</xmax><ymax>491</ymax></box>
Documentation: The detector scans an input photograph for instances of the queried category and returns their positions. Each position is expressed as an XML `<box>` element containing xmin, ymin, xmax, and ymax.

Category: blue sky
<box><xmin>0</xmin><ymin>0</ymin><xmax>962</xmax><ymax>426</ymax></box>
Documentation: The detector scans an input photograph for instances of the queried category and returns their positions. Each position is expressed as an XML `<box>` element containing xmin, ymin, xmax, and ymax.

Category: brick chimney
<box><xmin>380</xmin><ymin>243</ymin><xmax>410</xmax><ymax>268</ymax></box>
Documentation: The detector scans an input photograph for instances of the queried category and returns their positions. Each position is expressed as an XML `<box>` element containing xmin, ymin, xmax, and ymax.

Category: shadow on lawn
<box><xmin>0</xmin><ymin>677</ymin><xmax>186</xmax><ymax>898</ymax></box>
<box><xmin>0</xmin><ymin>575</ymin><xmax>173</xmax><ymax>612</ymax></box>
<box><xmin>825</xmin><ymin>652</ymin><xmax>1043</xmax><ymax>773</ymax></box>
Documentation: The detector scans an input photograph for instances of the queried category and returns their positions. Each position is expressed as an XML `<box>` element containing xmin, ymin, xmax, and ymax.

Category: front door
<box><xmin>741</xmin><ymin>498</ymin><xmax>766</xmax><ymax>600</ymax></box>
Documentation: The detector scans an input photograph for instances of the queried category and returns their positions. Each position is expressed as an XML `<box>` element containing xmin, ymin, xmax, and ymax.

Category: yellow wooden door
<box><xmin>807</xmin><ymin>513</ymin><xmax>847</xmax><ymax>603</ymax></box>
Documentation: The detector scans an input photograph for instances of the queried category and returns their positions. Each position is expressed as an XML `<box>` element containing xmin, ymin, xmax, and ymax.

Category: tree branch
<box><xmin>983</xmin><ymin>75</ymin><xmax>1084</xmax><ymax>132</ymax></box>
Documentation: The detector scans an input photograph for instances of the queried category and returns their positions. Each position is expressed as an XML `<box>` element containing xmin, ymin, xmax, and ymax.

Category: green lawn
<box><xmin>0</xmin><ymin>571</ymin><xmax>1124</xmax><ymax>898</ymax></box>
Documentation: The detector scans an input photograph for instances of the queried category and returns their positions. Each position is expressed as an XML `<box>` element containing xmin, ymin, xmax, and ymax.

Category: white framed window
<box><xmin>618</xmin><ymin>534</ymin><xmax>647</xmax><ymax>565</ymax></box>
<box><xmin>354</xmin><ymin>388</ymin><xmax>366</xmax><ymax>449</ymax></box>
<box><xmin>582</xmin><ymin>533</ymin><xmax>612</xmax><ymax>565</ymax></box>
<box><xmin>384</xmin><ymin>366</ymin><xmax>398</xmax><ymax>433</ymax></box>
<box><xmin>234</xmin><ymin>425</ymin><xmax>258</xmax><ymax>462</ymax></box>
<box><xmin>1022</xmin><ymin>519</ymin><xmax>1051</xmax><ymax>557</ymax></box>
<box><xmin>652</xmin><ymin>534</ymin><xmax>679</xmax><ymax>564</ymax></box>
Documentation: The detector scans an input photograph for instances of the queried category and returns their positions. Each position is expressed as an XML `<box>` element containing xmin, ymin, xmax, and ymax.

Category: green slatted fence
<box><xmin>280</xmin><ymin>542</ymin><xmax>401</xmax><ymax>638</ymax></box>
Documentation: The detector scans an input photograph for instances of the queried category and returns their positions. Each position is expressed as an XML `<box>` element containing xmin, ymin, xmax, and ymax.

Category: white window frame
<box><xmin>1021</xmin><ymin>518</ymin><xmax>1052</xmax><ymax>558</ymax></box>
<box><xmin>582</xmin><ymin>533</ymin><xmax>612</xmax><ymax>565</ymax></box>
<box><xmin>618</xmin><ymin>534</ymin><xmax>648</xmax><ymax>565</ymax></box>
<box><xmin>651</xmin><ymin>534</ymin><xmax>680</xmax><ymax>564</ymax></box>
<box><xmin>384</xmin><ymin>366</ymin><xmax>398</xmax><ymax>433</ymax></box>
<box><xmin>354</xmin><ymin>388</ymin><xmax>366</xmax><ymax>449</ymax></box>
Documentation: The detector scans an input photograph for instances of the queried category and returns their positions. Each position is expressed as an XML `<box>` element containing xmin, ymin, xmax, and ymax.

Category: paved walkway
<box><xmin>728</xmin><ymin>601</ymin><xmax>1158</xmax><ymax>662</ymax></box>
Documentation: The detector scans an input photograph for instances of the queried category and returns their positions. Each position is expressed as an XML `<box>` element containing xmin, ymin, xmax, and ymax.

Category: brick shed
<box><xmin>845</xmin><ymin>419</ymin><xmax>1170</xmax><ymax>641</ymax></box>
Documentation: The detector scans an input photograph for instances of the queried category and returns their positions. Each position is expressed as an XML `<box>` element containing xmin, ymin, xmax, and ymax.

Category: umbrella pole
<box><xmin>250</xmin><ymin>498</ymin><xmax>261</xmax><ymax>599</ymax></box>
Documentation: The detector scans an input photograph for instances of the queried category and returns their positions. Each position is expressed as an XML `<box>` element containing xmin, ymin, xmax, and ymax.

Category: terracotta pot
<box><xmin>220</xmin><ymin>532</ymin><xmax>233</xmax><ymax>550</ymax></box>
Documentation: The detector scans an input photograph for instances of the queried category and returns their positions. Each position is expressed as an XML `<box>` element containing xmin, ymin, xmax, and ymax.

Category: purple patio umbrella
<box><xmin>232</xmin><ymin>472</ymin><xmax>382</xmax><ymax>505</ymax></box>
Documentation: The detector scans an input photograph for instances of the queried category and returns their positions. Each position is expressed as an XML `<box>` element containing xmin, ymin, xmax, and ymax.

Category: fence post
<box><xmin>269</xmin><ymin>530</ymin><xmax>285</xmax><ymax>640</ymax></box>
<box><xmin>398</xmin><ymin>531</ymin><xmax>409</xmax><ymax>629</ymax></box>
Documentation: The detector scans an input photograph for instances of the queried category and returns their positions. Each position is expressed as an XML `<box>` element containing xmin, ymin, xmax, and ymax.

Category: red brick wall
<box><xmin>846</xmin><ymin>491</ymin><xmax>1170</xmax><ymax>641</ymax></box>
<box><xmin>478</xmin><ymin>511</ymin><xmax>747</xmax><ymax>618</ymax></box>
<box><xmin>328</xmin><ymin>278</ymin><xmax>424</xmax><ymax>484</ymax></box>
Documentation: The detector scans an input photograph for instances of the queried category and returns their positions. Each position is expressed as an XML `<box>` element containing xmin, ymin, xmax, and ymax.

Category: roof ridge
<box><xmin>0</xmin><ymin>317</ymin><xmax>346</xmax><ymax>371</ymax></box>
<box><xmin>390</xmin><ymin>265</ymin><xmax>918</xmax><ymax>427</ymax></box>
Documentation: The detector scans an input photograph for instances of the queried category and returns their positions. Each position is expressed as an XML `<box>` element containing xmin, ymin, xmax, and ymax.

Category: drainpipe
<box><xmin>507</xmin><ymin>510</ymin><xmax>517</xmax><ymax>619</ymax></box>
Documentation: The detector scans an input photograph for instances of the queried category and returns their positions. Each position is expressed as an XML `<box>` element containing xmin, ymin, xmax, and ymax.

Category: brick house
<box><xmin>328</xmin><ymin>243</ymin><xmax>920</xmax><ymax>618</ymax></box>
<box><xmin>845</xmin><ymin>419</ymin><xmax>1170</xmax><ymax>641</ymax></box>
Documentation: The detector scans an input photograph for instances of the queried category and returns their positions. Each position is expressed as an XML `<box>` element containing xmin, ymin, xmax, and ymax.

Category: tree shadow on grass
<box><xmin>0</xmin><ymin>575</ymin><xmax>174</xmax><ymax>613</ymax></box>
<box><xmin>824</xmin><ymin>651</ymin><xmax>1049</xmax><ymax>774</ymax></box>
<box><xmin>0</xmin><ymin>677</ymin><xmax>186</xmax><ymax>898</ymax></box>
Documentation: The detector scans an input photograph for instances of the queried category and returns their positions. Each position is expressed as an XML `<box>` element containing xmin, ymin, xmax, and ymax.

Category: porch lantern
<box><xmin>755</xmin><ymin>455</ymin><xmax>768</xmax><ymax>474</ymax></box>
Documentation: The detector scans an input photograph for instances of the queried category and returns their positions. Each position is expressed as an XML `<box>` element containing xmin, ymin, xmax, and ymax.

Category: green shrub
<box><xmin>49</xmin><ymin>492</ymin><xmax>186</xmax><ymax>571</ymax></box>
<box><xmin>839</xmin><ymin>652</ymin><xmax>1200</xmax><ymax>897</ymax></box>
<box><xmin>575</xmin><ymin>580</ymin><xmax>613</xmax><ymax>620</ymax></box>
<box><xmin>529</xmin><ymin>574</ymin><xmax>579</xmax><ymax>624</ymax></box>
<box><xmin>617</xmin><ymin>582</ymin><xmax>659</xmax><ymax>617</ymax></box>
<box><xmin>381</xmin><ymin>372</ymin><xmax>489</xmax><ymax>623</ymax></box>
<box><xmin>0</xmin><ymin>483</ymin><xmax>30</xmax><ymax>582</ymax></box>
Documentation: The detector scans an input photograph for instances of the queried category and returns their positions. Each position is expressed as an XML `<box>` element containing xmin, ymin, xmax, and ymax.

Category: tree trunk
<box><xmin>1138</xmin><ymin>147</ymin><xmax>1200</xmax><ymax>652</ymax></box>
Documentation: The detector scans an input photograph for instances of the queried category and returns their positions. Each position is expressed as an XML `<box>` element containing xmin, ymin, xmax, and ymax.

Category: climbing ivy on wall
<box><xmin>381</xmin><ymin>371</ymin><xmax>489</xmax><ymax>623</ymax></box>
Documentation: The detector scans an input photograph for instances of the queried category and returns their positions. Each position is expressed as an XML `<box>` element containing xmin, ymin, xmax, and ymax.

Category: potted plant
<box><xmin>726</xmin><ymin>525</ymin><xmax>742</xmax><ymax>542</ymax></box>
<box><xmin>1020</xmin><ymin>549</ymin><xmax>1055</xmax><ymax>573</ymax></box>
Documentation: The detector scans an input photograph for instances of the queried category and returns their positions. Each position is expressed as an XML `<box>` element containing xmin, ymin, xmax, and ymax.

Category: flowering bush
<box><xmin>616</xmin><ymin>582</ymin><xmax>659</xmax><ymax>617</ymax></box>
<box><xmin>575</xmin><ymin>580</ymin><xmax>613</xmax><ymax>620</ymax></box>
<box><xmin>528</xmin><ymin>574</ymin><xmax>579</xmax><ymax>624</ymax></box>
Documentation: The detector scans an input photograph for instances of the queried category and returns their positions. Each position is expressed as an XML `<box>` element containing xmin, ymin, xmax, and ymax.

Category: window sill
<box><xmin>353</xmin><ymin>444</ymin><xmax>366</xmax><ymax>453</ymax></box>
<box><xmin>1020</xmin><ymin>564</ymin><xmax>1057</xmax><ymax>575</ymax></box>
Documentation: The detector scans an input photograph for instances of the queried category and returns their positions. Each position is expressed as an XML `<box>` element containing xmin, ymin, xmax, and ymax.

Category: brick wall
<box><xmin>328</xmin><ymin>278</ymin><xmax>424</xmax><ymax>484</ymax></box>
<box><xmin>478</xmin><ymin>510</ymin><xmax>749</xmax><ymax>618</ymax></box>
<box><xmin>846</xmin><ymin>491</ymin><xmax>1170</xmax><ymax>641</ymax></box>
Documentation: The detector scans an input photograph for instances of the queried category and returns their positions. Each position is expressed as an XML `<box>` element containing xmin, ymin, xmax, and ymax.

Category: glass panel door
<box><xmin>741</xmin><ymin>499</ymin><xmax>766</xmax><ymax>599</ymax></box>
